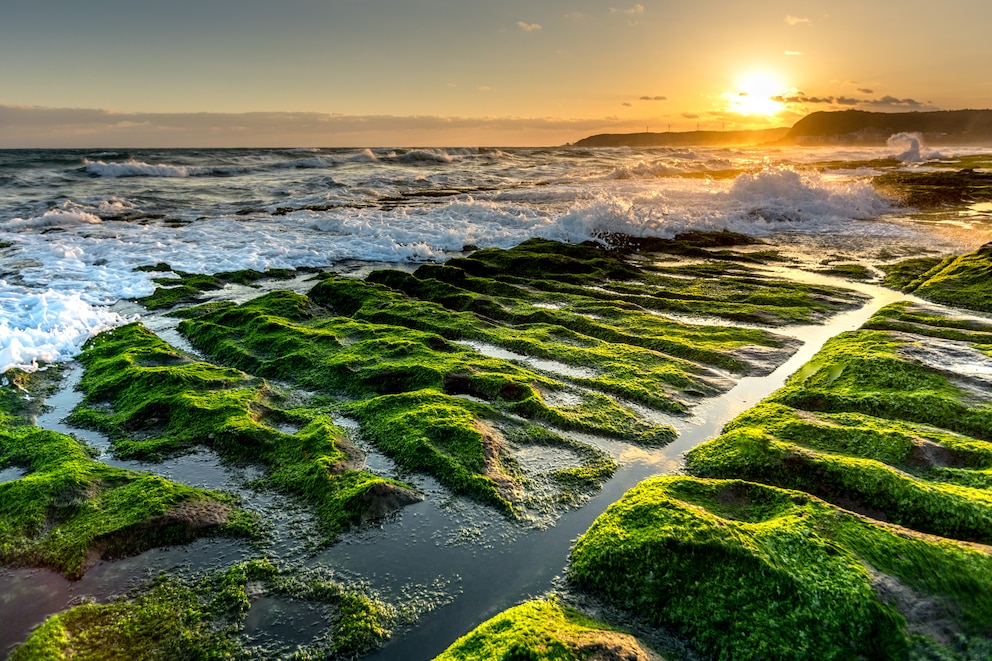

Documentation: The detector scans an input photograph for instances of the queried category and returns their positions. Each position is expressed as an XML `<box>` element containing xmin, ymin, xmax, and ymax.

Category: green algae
<box><xmin>880</xmin><ymin>256</ymin><xmax>947</xmax><ymax>292</ymax></box>
<box><xmin>569</xmin><ymin>477</ymin><xmax>911</xmax><ymax>660</ymax></box>
<box><xmin>135</xmin><ymin>264</ymin><xmax>299</xmax><ymax>310</ymax></box>
<box><xmin>685</xmin><ymin>303</ymin><xmax>992</xmax><ymax>545</ymax></box>
<box><xmin>12</xmin><ymin>559</ymin><xmax>393</xmax><ymax>660</ymax></box>
<box><xmin>68</xmin><ymin>323</ymin><xmax>419</xmax><ymax>539</ymax></box>
<box><xmin>687</xmin><ymin>402</ymin><xmax>992</xmax><ymax>542</ymax></box>
<box><xmin>415</xmin><ymin>237</ymin><xmax>861</xmax><ymax>327</ymax></box>
<box><xmin>167</xmin><ymin>236</ymin><xmax>867</xmax><ymax>516</ymax></box>
<box><xmin>561</xmin><ymin>298</ymin><xmax>992</xmax><ymax>658</ymax></box>
<box><xmin>0</xmin><ymin>369</ymin><xmax>252</xmax><ymax>579</ymax></box>
<box><xmin>178</xmin><ymin>287</ymin><xmax>665</xmax><ymax>513</ymax></box>
<box><xmin>863</xmin><ymin>300</ymin><xmax>992</xmax><ymax>345</ymax></box>
<box><xmin>570</xmin><ymin>475</ymin><xmax>992</xmax><ymax>660</ymax></box>
<box><xmin>904</xmin><ymin>245</ymin><xmax>992</xmax><ymax>313</ymax></box>
<box><xmin>434</xmin><ymin>597</ymin><xmax>658</xmax><ymax>661</ymax></box>
<box><xmin>769</xmin><ymin>320</ymin><xmax>992</xmax><ymax>441</ymax></box>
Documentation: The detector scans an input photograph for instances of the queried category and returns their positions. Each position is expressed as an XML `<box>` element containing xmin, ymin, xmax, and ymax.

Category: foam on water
<box><xmin>0</xmin><ymin>285</ymin><xmax>126</xmax><ymax>372</ymax></box>
<box><xmin>0</xmin><ymin>144</ymin><xmax>983</xmax><ymax>374</ymax></box>
<box><xmin>887</xmin><ymin>132</ymin><xmax>946</xmax><ymax>163</ymax></box>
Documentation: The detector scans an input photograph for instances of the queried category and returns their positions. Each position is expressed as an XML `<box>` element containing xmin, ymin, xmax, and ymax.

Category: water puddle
<box><xmin>454</xmin><ymin>340</ymin><xmax>600</xmax><ymax>379</ymax></box>
<box><xmin>0</xmin><ymin>466</ymin><xmax>25</xmax><ymax>484</ymax></box>
<box><xmin>242</xmin><ymin>594</ymin><xmax>332</xmax><ymax>647</ymax></box>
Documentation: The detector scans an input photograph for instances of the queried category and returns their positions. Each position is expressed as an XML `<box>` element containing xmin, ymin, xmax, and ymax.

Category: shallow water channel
<box><xmin>0</xmin><ymin>269</ymin><xmax>929</xmax><ymax>658</ymax></box>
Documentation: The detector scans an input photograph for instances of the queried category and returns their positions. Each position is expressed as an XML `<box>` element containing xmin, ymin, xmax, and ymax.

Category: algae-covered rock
<box><xmin>68</xmin><ymin>323</ymin><xmax>420</xmax><ymax>539</ymax></box>
<box><xmin>434</xmin><ymin>597</ymin><xmax>662</xmax><ymax>661</ymax></box>
<box><xmin>687</xmin><ymin>302</ymin><xmax>992</xmax><ymax>543</ymax></box>
<box><xmin>171</xmin><ymin>238</ymin><xmax>861</xmax><ymax>516</ymax></box>
<box><xmin>882</xmin><ymin>244</ymin><xmax>992</xmax><ymax>312</ymax></box>
<box><xmin>11</xmin><ymin>559</ymin><xmax>393</xmax><ymax>660</ymax></box>
<box><xmin>0</xmin><ymin>370</ymin><xmax>251</xmax><ymax>579</ymax></box>
<box><xmin>178</xmin><ymin>286</ymin><xmax>661</xmax><ymax>514</ymax></box>
<box><xmin>569</xmin><ymin>476</ymin><xmax>992</xmax><ymax>660</ymax></box>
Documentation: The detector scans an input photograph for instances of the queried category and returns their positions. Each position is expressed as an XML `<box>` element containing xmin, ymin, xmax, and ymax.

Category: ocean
<box><xmin>1</xmin><ymin>141</ymin><xmax>991</xmax><ymax>374</ymax></box>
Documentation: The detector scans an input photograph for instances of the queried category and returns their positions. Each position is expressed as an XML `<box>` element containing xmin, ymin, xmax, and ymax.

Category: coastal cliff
<box><xmin>575</xmin><ymin>109</ymin><xmax>992</xmax><ymax>147</ymax></box>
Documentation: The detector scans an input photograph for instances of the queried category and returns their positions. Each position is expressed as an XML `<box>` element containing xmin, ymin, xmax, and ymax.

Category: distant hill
<box><xmin>784</xmin><ymin>109</ymin><xmax>992</xmax><ymax>144</ymax></box>
<box><xmin>573</xmin><ymin>110</ymin><xmax>992</xmax><ymax>148</ymax></box>
<box><xmin>572</xmin><ymin>127</ymin><xmax>789</xmax><ymax>148</ymax></box>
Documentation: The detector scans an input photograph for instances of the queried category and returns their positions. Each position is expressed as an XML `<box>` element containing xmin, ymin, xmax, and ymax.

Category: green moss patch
<box><xmin>68</xmin><ymin>323</ymin><xmax>420</xmax><ymax>539</ymax></box>
<box><xmin>135</xmin><ymin>264</ymin><xmax>299</xmax><ymax>310</ymax></box>
<box><xmin>566</xmin><ymin>300</ymin><xmax>992</xmax><ymax>658</ymax></box>
<box><xmin>394</xmin><ymin>237</ymin><xmax>863</xmax><ymax>329</ymax></box>
<box><xmin>178</xmin><ymin>288</ymin><xmax>662</xmax><ymax>513</ymax></box>
<box><xmin>434</xmin><ymin>597</ymin><xmax>661</xmax><ymax>661</ymax></box>
<box><xmin>686</xmin><ymin>303</ymin><xmax>992</xmax><ymax>544</ymax></box>
<box><xmin>570</xmin><ymin>476</ymin><xmax>992</xmax><ymax>661</ymax></box>
<box><xmin>885</xmin><ymin>244</ymin><xmax>992</xmax><ymax>313</ymax></box>
<box><xmin>11</xmin><ymin>559</ymin><xmax>393</xmax><ymax>660</ymax></box>
<box><xmin>169</xmin><ymin>237</ymin><xmax>865</xmax><ymax>516</ymax></box>
<box><xmin>0</xmin><ymin>370</ymin><xmax>251</xmax><ymax>579</ymax></box>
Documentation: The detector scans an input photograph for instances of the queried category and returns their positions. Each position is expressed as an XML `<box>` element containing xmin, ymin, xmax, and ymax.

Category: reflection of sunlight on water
<box><xmin>617</xmin><ymin>446</ymin><xmax>681</xmax><ymax>471</ymax></box>
<box><xmin>965</xmin><ymin>201</ymin><xmax>992</xmax><ymax>215</ymax></box>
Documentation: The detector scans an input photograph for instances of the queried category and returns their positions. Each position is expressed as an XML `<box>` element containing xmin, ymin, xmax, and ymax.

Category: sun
<box><xmin>725</xmin><ymin>72</ymin><xmax>788</xmax><ymax>117</ymax></box>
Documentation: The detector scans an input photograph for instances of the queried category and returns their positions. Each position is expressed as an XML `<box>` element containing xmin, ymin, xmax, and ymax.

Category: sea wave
<box><xmin>83</xmin><ymin>159</ymin><xmax>247</xmax><ymax>178</ymax></box>
<box><xmin>3</xmin><ymin>209</ymin><xmax>103</xmax><ymax>230</ymax></box>
<box><xmin>393</xmin><ymin>148</ymin><xmax>459</xmax><ymax>164</ymax></box>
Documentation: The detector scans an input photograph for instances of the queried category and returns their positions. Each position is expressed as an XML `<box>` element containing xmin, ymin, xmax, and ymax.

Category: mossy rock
<box><xmin>882</xmin><ymin>244</ymin><xmax>992</xmax><ymax>313</ymax></box>
<box><xmin>434</xmin><ymin>597</ymin><xmax>662</xmax><ymax>661</ymax></box>
<box><xmin>11</xmin><ymin>559</ymin><xmax>393</xmax><ymax>660</ymax></box>
<box><xmin>68</xmin><ymin>323</ymin><xmax>420</xmax><ymax>539</ymax></box>
<box><xmin>687</xmin><ymin>303</ymin><xmax>992</xmax><ymax>543</ymax></box>
<box><xmin>874</xmin><ymin>168</ymin><xmax>992</xmax><ymax>210</ymax></box>
<box><xmin>0</xmin><ymin>373</ymin><xmax>251</xmax><ymax>578</ymax></box>
<box><xmin>135</xmin><ymin>266</ymin><xmax>298</xmax><ymax>310</ymax></box>
<box><xmin>570</xmin><ymin>476</ymin><xmax>992</xmax><ymax>660</ymax></box>
<box><xmin>178</xmin><ymin>285</ymin><xmax>673</xmax><ymax>514</ymax></box>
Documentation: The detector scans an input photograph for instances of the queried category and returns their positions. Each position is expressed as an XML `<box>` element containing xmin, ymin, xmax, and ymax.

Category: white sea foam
<box><xmin>0</xmin><ymin>144</ymin><xmax>977</xmax><ymax>375</ymax></box>
<box><xmin>348</xmin><ymin>149</ymin><xmax>379</xmax><ymax>163</ymax></box>
<box><xmin>887</xmin><ymin>132</ymin><xmax>945</xmax><ymax>163</ymax></box>
<box><xmin>4</xmin><ymin>209</ymin><xmax>103</xmax><ymax>230</ymax></box>
<box><xmin>85</xmin><ymin>159</ymin><xmax>193</xmax><ymax>178</ymax></box>
<box><xmin>83</xmin><ymin>159</ymin><xmax>247</xmax><ymax>178</ymax></box>
<box><xmin>0</xmin><ymin>285</ymin><xmax>127</xmax><ymax>373</ymax></box>
<box><xmin>394</xmin><ymin>149</ymin><xmax>458</xmax><ymax>164</ymax></box>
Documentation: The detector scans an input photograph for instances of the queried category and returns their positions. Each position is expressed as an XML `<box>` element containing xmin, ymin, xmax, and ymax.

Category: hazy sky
<box><xmin>2</xmin><ymin>0</ymin><xmax>991</xmax><ymax>146</ymax></box>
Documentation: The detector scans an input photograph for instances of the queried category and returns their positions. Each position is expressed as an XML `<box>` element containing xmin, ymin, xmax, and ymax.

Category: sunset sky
<box><xmin>2</xmin><ymin>0</ymin><xmax>991</xmax><ymax>147</ymax></box>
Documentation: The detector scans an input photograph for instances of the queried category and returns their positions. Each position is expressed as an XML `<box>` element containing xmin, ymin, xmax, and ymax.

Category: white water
<box><xmin>2</xmin><ymin>143</ymin><xmax>991</xmax><ymax>373</ymax></box>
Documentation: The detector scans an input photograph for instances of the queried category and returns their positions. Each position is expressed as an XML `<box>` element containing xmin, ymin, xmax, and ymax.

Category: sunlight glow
<box><xmin>725</xmin><ymin>72</ymin><xmax>788</xmax><ymax>117</ymax></box>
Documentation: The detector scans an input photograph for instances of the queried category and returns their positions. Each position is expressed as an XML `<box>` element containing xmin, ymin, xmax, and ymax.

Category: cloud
<box><xmin>621</xmin><ymin>102</ymin><xmax>632</xmax><ymax>107</ymax></box>
<box><xmin>771</xmin><ymin>92</ymin><xmax>929</xmax><ymax>109</ymax></box>
<box><xmin>477</xmin><ymin>85</ymin><xmax>492</xmax><ymax>91</ymax></box>
<box><xmin>857</xmin><ymin>88</ymin><xmax>874</xmax><ymax>94</ymax></box>
<box><xmin>785</xmin><ymin>15</ymin><xmax>811</xmax><ymax>26</ymax></box>
<box><xmin>516</xmin><ymin>21</ymin><xmax>542</xmax><ymax>32</ymax></box>
<box><xmin>772</xmin><ymin>93</ymin><xmax>859</xmax><ymax>106</ymax></box>
<box><xmin>564</xmin><ymin>12</ymin><xmax>587</xmax><ymax>21</ymax></box>
<box><xmin>638</xmin><ymin>96</ymin><xmax>667</xmax><ymax>101</ymax></box>
<box><xmin>681</xmin><ymin>112</ymin><xmax>700</xmax><ymax>119</ymax></box>
<box><xmin>610</xmin><ymin>4</ymin><xmax>644</xmax><ymax>15</ymax></box>
<box><xmin>784</xmin><ymin>50</ymin><xmax>803</xmax><ymax>56</ymax></box>
<box><xmin>870</xmin><ymin>95</ymin><xmax>925</xmax><ymax>107</ymax></box>
<box><xmin>0</xmin><ymin>104</ymin><xmax>680</xmax><ymax>148</ymax></box>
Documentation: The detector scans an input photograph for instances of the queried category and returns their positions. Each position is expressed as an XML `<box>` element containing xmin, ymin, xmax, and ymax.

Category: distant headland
<box><xmin>573</xmin><ymin>109</ymin><xmax>992</xmax><ymax>147</ymax></box>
